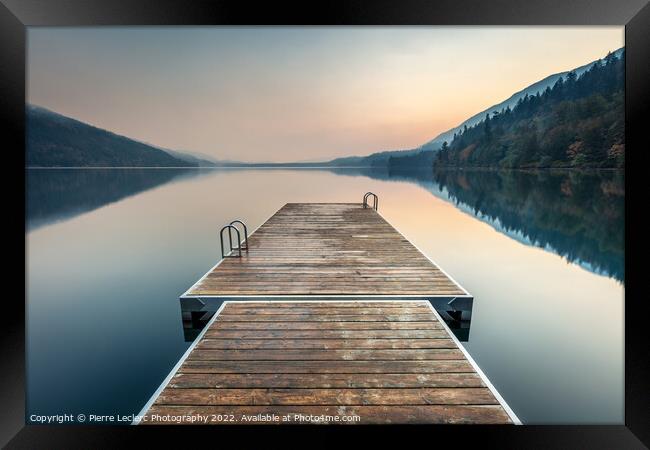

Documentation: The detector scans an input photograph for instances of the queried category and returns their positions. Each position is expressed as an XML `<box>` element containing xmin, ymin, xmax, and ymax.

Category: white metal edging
<box><xmin>424</xmin><ymin>301</ymin><xmax>522</xmax><ymax>425</ymax></box>
<box><xmin>181</xmin><ymin>293</ymin><xmax>473</xmax><ymax>299</ymax></box>
<box><xmin>131</xmin><ymin>300</ymin><xmax>229</xmax><ymax>425</ymax></box>
<box><xmin>374</xmin><ymin>207</ymin><xmax>472</xmax><ymax>297</ymax></box>
<box><xmin>217</xmin><ymin>299</ymin><xmax>442</xmax><ymax>303</ymax></box>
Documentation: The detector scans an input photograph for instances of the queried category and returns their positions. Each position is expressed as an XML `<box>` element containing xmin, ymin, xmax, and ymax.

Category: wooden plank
<box><xmin>203</xmin><ymin>329</ymin><xmax>449</xmax><ymax>339</ymax></box>
<box><xmin>191</xmin><ymin>289</ymin><xmax>466</xmax><ymax>295</ymax></box>
<box><xmin>179</xmin><ymin>360</ymin><xmax>475</xmax><ymax>373</ymax></box>
<box><xmin>155</xmin><ymin>387</ymin><xmax>498</xmax><ymax>406</ymax></box>
<box><xmin>196</xmin><ymin>338</ymin><xmax>456</xmax><ymax>349</ymax></box>
<box><xmin>188</xmin><ymin>348</ymin><xmax>464</xmax><ymax>361</ymax></box>
<box><xmin>210</xmin><ymin>321</ymin><xmax>443</xmax><ymax>330</ymax></box>
<box><xmin>168</xmin><ymin>373</ymin><xmax>486</xmax><ymax>389</ymax></box>
<box><xmin>215</xmin><ymin>301</ymin><xmax>433</xmax><ymax>307</ymax></box>
<box><xmin>143</xmin><ymin>405</ymin><xmax>511</xmax><ymax>424</ymax></box>
<box><xmin>216</xmin><ymin>314</ymin><xmax>438</xmax><ymax>322</ymax></box>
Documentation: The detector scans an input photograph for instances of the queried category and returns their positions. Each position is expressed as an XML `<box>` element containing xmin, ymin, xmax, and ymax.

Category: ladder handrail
<box><xmin>363</xmin><ymin>192</ymin><xmax>379</xmax><ymax>211</ymax></box>
<box><xmin>229</xmin><ymin>220</ymin><xmax>249</xmax><ymax>251</ymax></box>
<box><xmin>220</xmin><ymin>224</ymin><xmax>242</xmax><ymax>258</ymax></box>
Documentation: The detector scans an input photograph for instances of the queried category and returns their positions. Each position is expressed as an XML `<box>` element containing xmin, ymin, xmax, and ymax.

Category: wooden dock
<box><xmin>140</xmin><ymin>300</ymin><xmax>515</xmax><ymax>424</ymax></box>
<box><xmin>138</xmin><ymin>201</ymin><xmax>518</xmax><ymax>424</ymax></box>
<box><xmin>183</xmin><ymin>203</ymin><xmax>468</xmax><ymax>297</ymax></box>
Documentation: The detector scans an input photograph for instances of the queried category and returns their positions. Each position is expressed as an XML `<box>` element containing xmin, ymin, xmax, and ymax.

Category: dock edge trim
<box><xmin>424</xmin><ymin>301</ymin><xmax>522</xmax><ymax>425</ymax></box>
<box><xmin>131</xmin><ymin>300</ymin><xmax>228</xmax><ymax>424</ymax></box>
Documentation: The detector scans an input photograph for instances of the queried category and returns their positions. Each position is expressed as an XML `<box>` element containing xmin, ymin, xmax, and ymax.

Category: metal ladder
<box><xmin>363</xmin><ymin>192</ymin><xmax>379</xmax><ymax>211</ymax></box>
<box><xmin>219</xmin><ymin>219</ymin><xmax>249</xmax><ymax>258</ymax></box>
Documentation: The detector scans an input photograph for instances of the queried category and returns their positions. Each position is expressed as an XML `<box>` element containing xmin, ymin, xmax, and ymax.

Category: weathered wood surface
<box><xmin>187</xmin><ymin>203</ymin><xmax>466</xmax><ymax>296</ymax></box>
<box><xmin>141</xmin><ymin>301</ymin><xmax>512</xmax><ymax>424</ymax></box>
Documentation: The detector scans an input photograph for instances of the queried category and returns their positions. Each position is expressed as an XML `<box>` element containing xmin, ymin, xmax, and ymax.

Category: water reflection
<box><xmin>334</xmin><ymin>167</ymin><xmax>624</xmax><ymax>283</ymax></box>
<box><xmin>26</xmin><ymin>168</ymin><xmax>201</xmax><ymax>231</ymax></box>
<box><xmin>432</xmin><ymin>169</ymin><xmax>624</xmax><ymax>282</ymax></box>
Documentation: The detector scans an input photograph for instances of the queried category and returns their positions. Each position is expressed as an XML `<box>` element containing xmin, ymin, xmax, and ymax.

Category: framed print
<box><xmin>2</xmin><ymin>0</ymin><xmax>648</xmax><ymax>447</ymax></box>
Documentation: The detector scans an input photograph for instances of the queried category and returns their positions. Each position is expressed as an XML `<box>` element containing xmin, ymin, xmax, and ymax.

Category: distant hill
<box><xmin>435</xmin><ymin>49</ymin><xmax>624</xmax><ymax>168</ymax></box>
<box><xmin>149</xmin><ymin>148</ymin><xmax>218</xmax><ymax>167</ymax></box>
<box><xmin>387</xmin><ymin>150</ymin><xmax>435</xmax><ymax>172</ymax></box>
<box><xmin>420</xmin><ymin>48</ymin><xmax>625</xmax><ymax>152</ymax></box>
<box><xmin>27</xmin><ymin>105</ymin><xmax>197</xmax><ymax>167</ymax></box>
<box><xmin>327</xmin><ymin>148</ymin><xmax>424</xmax><ymax>167</ymax></box>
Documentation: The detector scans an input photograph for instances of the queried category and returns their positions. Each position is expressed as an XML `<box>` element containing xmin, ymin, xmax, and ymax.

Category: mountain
<box><xmin>420</xmin><ymin>48</ymin><xmax>625</xmax><ymax>152</ymax></box>
<box><xmin>327</xmin><ymin>148</ymin><xmax>424</xmax><ymax>167</ymax></box>
<box><xmin>27</xmin><ymin>105</ymin><xmax>196</xmax><ymax>167</ymax></box>
<box><xmin>434</xmin><ymin>49</ymin><xmax>624</xmax><ymax>168</ymax></box>
<box><xmin>152</xmin><ymin>148</ymin><xmax>218</xmax><ymax>167</ymax></box>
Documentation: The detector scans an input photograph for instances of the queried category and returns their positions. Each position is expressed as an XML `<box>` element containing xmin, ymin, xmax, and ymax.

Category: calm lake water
<box><xmin>26</xmin><ymin>167</ymin><xmax>624</xmax><ymax>424</ymax></box>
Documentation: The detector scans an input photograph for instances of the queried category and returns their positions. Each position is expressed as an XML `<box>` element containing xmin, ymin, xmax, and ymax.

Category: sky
<box><xmin>27</xmin><ymin>27</ymin><xmax>623</xmax><ymax>162</ymax></box>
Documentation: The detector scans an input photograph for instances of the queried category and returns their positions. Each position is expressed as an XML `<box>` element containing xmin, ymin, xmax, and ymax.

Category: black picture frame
<box><xmin>2</xmin><ymin>0</ymin><xmax>648</xmax><ymax>447</ymax></box>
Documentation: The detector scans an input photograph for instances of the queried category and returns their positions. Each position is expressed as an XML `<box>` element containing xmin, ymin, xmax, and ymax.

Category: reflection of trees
<box><xmin>331</xmin><ymin>167</ymin><xmax>624</xmax><ymax>282</ymax></box>
<box><xmin>26</xmin><ymin>169</ymin><xmax>199</xmax><ymax>231</ymax></box>
<box><xmin>432</xmin><ymin>169</ymin><xmax>624</xmax><ymax>282</ymax></box>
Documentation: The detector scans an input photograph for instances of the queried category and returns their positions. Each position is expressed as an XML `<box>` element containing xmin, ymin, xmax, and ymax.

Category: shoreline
<box><xmin>25</xmin><ymin>166</ymin><xmax>625</xmax><ymax>171</ymax></box>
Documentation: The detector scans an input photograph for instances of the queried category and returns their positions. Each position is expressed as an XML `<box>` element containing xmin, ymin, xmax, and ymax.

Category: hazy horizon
<box><xmin>28</xmin><ymin>27</ymin><xmax>623</xmax><ymax>162</ymax></box>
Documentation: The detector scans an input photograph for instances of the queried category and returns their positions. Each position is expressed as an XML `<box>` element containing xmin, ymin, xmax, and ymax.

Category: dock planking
<box><xmin>185</xmin><ymin>203</ymin><xmax>467</xmax><ymax>297</ymax></box>
<box><xmin>140</xmin><ymin>301</ymin><xmax>514</xmax><ymax>424</ymax></box>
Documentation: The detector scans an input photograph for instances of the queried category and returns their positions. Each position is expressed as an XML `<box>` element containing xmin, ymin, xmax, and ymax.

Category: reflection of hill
<box><xmin>434</xmin><ymin>169</ymin><xmax>624</xmax><ymax>281</ymax></box>
<box><xmin>329</xmin><ymin>167</ymin><xmax>624</xmax><ymax>282</ymax></box>
<box><xmin>26</xmin><ymin>169</ymin><xmax>200</xmax><ymax>231</ymax></box>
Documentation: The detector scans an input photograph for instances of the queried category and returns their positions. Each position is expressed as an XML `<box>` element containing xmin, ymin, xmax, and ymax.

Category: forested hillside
<box><xmin>434</xmin><ymin>50</ymin><xmax>624</xmax><ymax>168</ymax></box>
<box><xmin>387</xmin><ymin>151</ymin><xmax>434</xmax><ymax>171</ymax></box>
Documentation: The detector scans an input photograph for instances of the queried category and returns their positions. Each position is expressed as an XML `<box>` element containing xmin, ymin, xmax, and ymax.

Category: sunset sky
<box><xmin>27</xmin><ymin>27</ymin><xmax>623</xmax><ymax>162</ymax></box>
